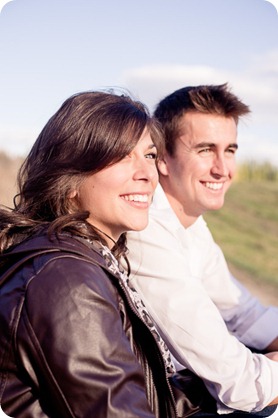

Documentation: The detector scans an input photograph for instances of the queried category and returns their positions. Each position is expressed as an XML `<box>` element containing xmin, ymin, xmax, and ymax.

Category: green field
<box><xmin>204</xmin><ymin>181</ymin><xmax>278</xmax><ymax>292</ymax></box>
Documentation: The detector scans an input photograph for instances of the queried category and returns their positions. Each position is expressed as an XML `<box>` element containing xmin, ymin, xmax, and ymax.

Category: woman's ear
<box><xmin>157</xmin><ymin>157</ymin><xmax>169</xmax><ymax>177</ymax></box>
<box><xmin>68</xmin><ymin>190</ymin><xmax>77</xmax><ymax>199</ymax></box>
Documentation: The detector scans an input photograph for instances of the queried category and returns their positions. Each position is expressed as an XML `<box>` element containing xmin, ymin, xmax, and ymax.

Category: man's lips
<box><xmin>201</xmin><ymin>182</ymin><xmax>224</xmax><ymax>191</ymax></box>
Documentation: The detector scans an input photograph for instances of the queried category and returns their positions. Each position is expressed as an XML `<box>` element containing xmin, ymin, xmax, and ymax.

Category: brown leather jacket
<box><xmin>0</xmin><ymin>232</ymin><xmax>177</xmax><ymax>417</ymax></box>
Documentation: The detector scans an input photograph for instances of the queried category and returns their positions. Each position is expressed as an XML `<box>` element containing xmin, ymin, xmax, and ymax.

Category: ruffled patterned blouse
<box><xmin>99</xmin><ymin>243</ymin><xmax>175</xmax><ymax>376</ymax></box>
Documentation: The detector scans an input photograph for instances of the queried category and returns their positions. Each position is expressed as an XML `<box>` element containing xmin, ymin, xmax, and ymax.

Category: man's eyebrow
<box><xmin>229</xmin><ymin>143</ymin><xmax>238</xmax><ymax>149</ymax></box>
<box><xmin>194</xmin><ymin>142</ymin><xmax>216</xmax><ymax>149</ymax></box>
<box><xmin>194</xmin><ymin>142</ymin><xmax>238</xmax><ymax>149</ymax></box>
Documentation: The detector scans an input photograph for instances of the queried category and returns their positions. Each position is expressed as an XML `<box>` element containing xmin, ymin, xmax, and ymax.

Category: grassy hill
<box><xmin>204</xmin><ymin>180</ymin><xmax>278</xmax><ymax>299</ymax></box>
<box><xmin>0</xmin><ymin>152</ymin><xmax>23</xmax><ymax>207</ymax></box>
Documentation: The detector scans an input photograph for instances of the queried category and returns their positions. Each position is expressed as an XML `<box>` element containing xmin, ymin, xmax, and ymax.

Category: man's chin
<box><xmin>206</xmin><ymin>199</ymin><xmax>225</xmax><ymax>212</ymax></box>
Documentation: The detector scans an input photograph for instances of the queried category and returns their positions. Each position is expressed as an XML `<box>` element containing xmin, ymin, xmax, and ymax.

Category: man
<box><xmin>127</xmin><ymin>84</ymin><xmax>278</xmax><ymax>415</ymax></box>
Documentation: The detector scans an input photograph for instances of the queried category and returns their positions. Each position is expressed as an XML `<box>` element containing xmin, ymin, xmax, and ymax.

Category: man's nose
<box><xmin>211</xmin><ymin>154</ymin><xmax>229</xmax><ymax>177</ymax></box>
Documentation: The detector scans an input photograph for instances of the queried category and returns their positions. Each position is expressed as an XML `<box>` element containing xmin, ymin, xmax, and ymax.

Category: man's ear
<box><xmin>157</xmin><ymin>157</ymin><xmax>169</xmax><ymax>176</ymax></box>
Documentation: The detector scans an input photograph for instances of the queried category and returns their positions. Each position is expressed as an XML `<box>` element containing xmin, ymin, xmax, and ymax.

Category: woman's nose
<box><xmin>134</xmin><ymin>158</ymin><xmax>158</xmax><ymax>182</ymax></box>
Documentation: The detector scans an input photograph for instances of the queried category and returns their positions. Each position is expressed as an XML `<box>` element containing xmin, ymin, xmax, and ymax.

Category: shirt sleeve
<box><xmin>191</xmin><ymin>219</ymin><xmax>278</xmax><ymax>350</ymax></box>
<box><xmin>127</xmin><ymin>219</ymin><xmax>278</xmax><ymax>414</ymax></box>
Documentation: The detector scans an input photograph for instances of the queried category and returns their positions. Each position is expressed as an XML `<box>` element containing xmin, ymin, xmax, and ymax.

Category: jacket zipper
<box><xmin>117</xmin><ymin>279</ymin><xmax>178</xmax><ymax>418</ymax></box>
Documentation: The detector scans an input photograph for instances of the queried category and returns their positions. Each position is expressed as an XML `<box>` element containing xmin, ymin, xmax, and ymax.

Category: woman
<box><xmin>0</xmin><ymin>91</ymin><xmax>178</xmax><ymax>417</ymax></box>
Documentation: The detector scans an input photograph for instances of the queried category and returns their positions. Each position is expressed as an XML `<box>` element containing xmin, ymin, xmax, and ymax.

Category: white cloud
<box><xmin>120</xmin><ymin>52</ymin><xmax>278</xmax><ymax>166</ymax></box>
<box><xmin>121</xmin><ymin>53</ymin><xmax>278</xmax><ymax>110</ymax></box>
<box><xmin>1</xmin><ymin>50</ymin><xmax>277</xmax><ymax>166</ymax></box>
<box><xmin>249</xmin><ymin>49</ymin><xmax>278</xmax><ymax>75</ymax></box>
<box><xmin>0</xmin><ymin>126</ymin><xmax>38</xmax><ymax>157</ymax></box>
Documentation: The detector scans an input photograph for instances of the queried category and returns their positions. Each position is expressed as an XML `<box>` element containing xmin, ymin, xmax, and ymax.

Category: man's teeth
<box><xmin>122</xmin><ymin>194</ymin><xmax>148</xmax><ymax>202</ymax></box>
<box><xmin>204</xmin><ymin>182</ymin><xmax>223</xmax><ymax>190</ymax></box>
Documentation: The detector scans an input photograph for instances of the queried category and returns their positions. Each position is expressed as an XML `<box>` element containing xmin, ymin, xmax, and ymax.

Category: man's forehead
<box><xmin>177</xmin><ymin>113</ymin><xmax>237</xmax><ymax>139</ymax></box>
<box><xmin>180</xmin><ymin>110</ymin><xmax>237</xmax><ymax>123</ymax></box>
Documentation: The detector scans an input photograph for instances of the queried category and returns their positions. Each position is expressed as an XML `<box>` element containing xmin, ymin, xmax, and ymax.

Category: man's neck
<box><xmin>161</xmin><ymin>186</ymin><xmax>198</xmax><ymax>228</ymax></box>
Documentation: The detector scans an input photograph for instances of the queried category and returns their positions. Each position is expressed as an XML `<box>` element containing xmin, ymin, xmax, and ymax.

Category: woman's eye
<box><xmin>145</xmin><ymin>152</ymin><xmax>157</xmax><ymax>160</ymax></box>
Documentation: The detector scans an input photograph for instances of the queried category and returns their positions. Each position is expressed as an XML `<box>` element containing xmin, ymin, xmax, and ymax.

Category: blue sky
<box><xmin>0</xmin><ymin>0</ymin><xmax>277</xmax><ymax>165</ymax></box>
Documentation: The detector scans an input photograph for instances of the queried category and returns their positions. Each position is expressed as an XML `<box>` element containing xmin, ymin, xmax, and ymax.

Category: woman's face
<box><xmin>74</xmin><ymin>129</ymin><xmax>159</xmax><ymax>246</ymax></box>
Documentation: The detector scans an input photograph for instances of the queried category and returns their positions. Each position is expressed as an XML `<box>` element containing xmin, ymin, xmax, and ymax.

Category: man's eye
<box><xmin>199</xmin><ymin>148</ymin><xmax>211</xmax><ymax>154</ymax></box>
<box><xmin>227</xmin><ymin>147</ymin><xmax>237</xmax><ymax>154</ymax></box>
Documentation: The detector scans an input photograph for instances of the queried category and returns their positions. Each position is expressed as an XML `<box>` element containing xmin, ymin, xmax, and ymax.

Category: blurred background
<box><xmin>0</xmin><ymin>0</ymin><xmax>277</xmax><ymax>303</ymax></box>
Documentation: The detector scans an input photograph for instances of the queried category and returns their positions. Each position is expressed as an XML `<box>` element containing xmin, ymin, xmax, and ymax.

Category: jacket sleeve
<box><xmin>17</xmin><ymin>255</ymin><xmax>155</xmax><ymax>418</ymax></box>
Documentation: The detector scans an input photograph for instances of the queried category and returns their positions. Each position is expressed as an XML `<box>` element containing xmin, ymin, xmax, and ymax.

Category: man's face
<box><xmin>158</xmin><ymin>111</ymin><xmax>238</xmax><ymax>226</ymax></box>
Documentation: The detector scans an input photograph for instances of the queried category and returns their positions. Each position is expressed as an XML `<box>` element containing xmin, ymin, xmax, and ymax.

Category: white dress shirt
<box><xmin>127</xmin><ymin>184</ymin><xmax>278</xmax><ymax>414</ymax></box>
